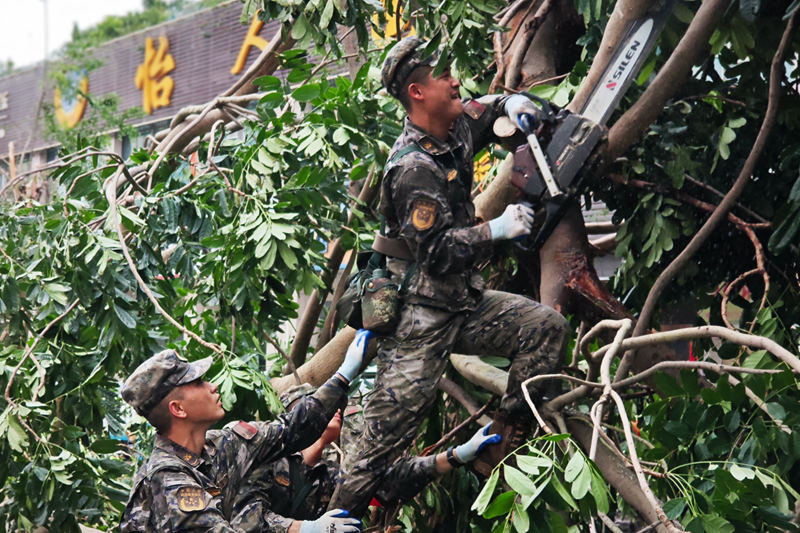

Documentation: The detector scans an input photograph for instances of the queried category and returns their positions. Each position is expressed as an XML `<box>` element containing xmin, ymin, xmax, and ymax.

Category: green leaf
<box><xmin>563</xmin><ymin>452</ymin><xmax>585</xmax><ymax>483</ymax></box>
<box><xmin>113</xmin><ymin>306</ymin><xmax>137</xmax><ymax>329</ymax></box>
<box><xmin>291</xmin><ymin>14</ymin><xmax>310</xmax><ymax>39</ymax></box>
<box><xmin>43</xmin><ymin>282</ymin><xmax>71</xmax><ymax>306</ymax></box>
<box><xmin>119</xmin><ymin>205</ymin><xmax>145</xmax><ymax>227</ymax></box>
<box><xmin>484</xmin><ymin>490</ymin><xmax>515</xmax><ymax>518</ymax></box>
<box><xmin>512</xmin><ymin>500</ymin><xmax>530</xmax><ymax>533</ymax></box>
<box><xmin>516</xmin><ymin>455</ymin><xmax>552</xmax><ymax>475</ymax></box>
<box><xmin>278</xmin><ymin>243</ymin><xmax>298</xmax><ymax>269</ymax></box>
<box><xmin>700</xmin><ymin>514</ymin><xmax>735</xmax><ymax>533</ymax></box>
<box><xmin>549</xmin><ymin>475</ymin><xmax>578</xmax><ymax>511</ymax></box>
<box><xmin>472</xmin><ymin>468</ymin><xmax>499</xmax><ymax>513</ymax></box>
<box><xmin>729</xmin><ymin>463</ymin><xmax>755</xmax><ymax>481</ymax></box>
<box><xmin>570</xmin><ymin>464</ymin><xmax>591</xmax><ymax>500</ymax></box>
<box><xmin>766</xmin><ymin>402</ymin><xmax>786</xmax><ymax>421</ymax></box>
<box><xmin>589</xmin><ymin>468</ymin><xmax>609</xmax><ymax>513</ymax></box>
<box><xmin>332</xmin><ymin>126</ymin><xmax>350</xmax><ymax>145</ymax></box>
<box><xmin>253</xmin><ymin>75</ymin><xmax>281</xmax><ymax>91</ymax></box>
<box><xmin>663</xmin><ymin>498</ymin><xmax>687</xmax><ymax>520</ymax></box>
<box><xmin>7</xmin><ymin>414</ymin><xmax>29</xmax><ymax>453</ymax></box>
<box><xmin>504</xmin><ymin>465</ymin><xmax>536</xmax><ymax>497</ymax></box>
<box><xmin>90</xmin><ymin>438</ymin><xmax>123</xmax><ymax>454</ymax></box>
<box><xmin>480</xmin><ymin>356</ymin><xmax>511</xmax><ymax>368</ymax></box>
<box><xmin>292</xmin><ymin>84</ymin><xmax>321</xmax><ymax>102</ymax></box>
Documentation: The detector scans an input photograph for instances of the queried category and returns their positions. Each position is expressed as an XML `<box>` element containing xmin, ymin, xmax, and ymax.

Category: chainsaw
<box><xmin>499</xmin><ymin>0</ymin><xmax>676</xmax><ymax>250</ymax></box>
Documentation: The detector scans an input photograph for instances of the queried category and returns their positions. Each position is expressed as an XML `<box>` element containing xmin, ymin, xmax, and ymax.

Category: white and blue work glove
<box><xmin>488</xmin><ymin>203</ymin><xmax>535</xmax><ymax>240</ymax></box>
<box><xmin>505</xmin><ymin>94</ymin><xmax>544</xmax><ymax>134</ymax></box>
<box><xmin>336</xmin><ymin>329</ymin><xmax>374</xmax><ymax>383</ymax></box>
<box><xmin>452</xmin><ymin>422</ymin><xmax>502</xmax><ymax>463</ymax></box>
<box><xmin>299</xmin><ymin>509</ymin><xmax>362</xmax><ymax>533</ymax></box>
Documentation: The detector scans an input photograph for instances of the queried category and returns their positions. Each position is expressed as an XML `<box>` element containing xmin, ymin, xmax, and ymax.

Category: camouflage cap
<box><xmin>280</xmin><ymin>383</ymin><xmax>318</xmax><ymax>409</ymax></box>
<box><xmin>121</xmin><ymin>349</ymin><xmax>213</xmax><ymax>417</ymax></box>
<box><xmin>381</xmin><ymin>36</ymin><xmax>439</xmax><ymax>98</ymax></box>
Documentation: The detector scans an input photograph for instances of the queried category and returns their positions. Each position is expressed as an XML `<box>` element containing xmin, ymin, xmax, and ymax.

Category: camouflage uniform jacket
<box><xmin>380</xmin><ymin>95</ymin><xmax>510</xmax><ymax>312</ymax></box>
<box><xmin>119</xmin><ymin>378</ymin><xmax>348</xmax><ymax>532</ymax></box>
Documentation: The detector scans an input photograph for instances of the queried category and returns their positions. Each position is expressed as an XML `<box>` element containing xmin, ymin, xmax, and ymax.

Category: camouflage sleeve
<box><xmin>230</xmin><ymin>497</ymin><xmax>294</xmax><ymax>533</ymax></box>
<box><xmin>465</xmin><ymin>94</ymin><xmax>511</xmax><ymax>151</ymax></box>
<box><xmin>374</xmin><ymin>455</ymin><xmax>439</xmax><ymax>505</ymax></box>
<box><xmin>245</xmin><ymin>377</ymin><xmax>348</xmax><ymax>465</ymax></box>
<box><xmin>149</xmin><ymin>469</ymin><xmax>239</xmax><ymax>532</ymax></box>
<box><xmin>392</xmin><ymin>165</ymin><xmax>493</xmax><ymax>275</ymax></box>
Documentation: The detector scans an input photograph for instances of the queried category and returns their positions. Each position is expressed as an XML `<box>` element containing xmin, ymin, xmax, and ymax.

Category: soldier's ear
<box><xmin>407</xmin><ymin>81</ymin><xmax>425</xmax><ymax>103</ymax></box>
<box><xmin>168</xmin><ymin>399</ymin><xmax>188</xmax><ymax>419</ymax></box>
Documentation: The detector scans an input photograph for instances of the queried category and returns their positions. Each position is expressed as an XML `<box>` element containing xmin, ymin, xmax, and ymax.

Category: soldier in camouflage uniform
<box><xmin>232</xmin><ymin>383</ymin><xmax>501</xmax><ymax>528</ymax></box>
<box><xmin>119</xmin><ymin>332</ymin><xmax>372</xmax><ymax>533</ymax></box>
<box><xmin>329</xmin><ymin>37</ymin><xmax>570</xmax><ymax>516</ymax></box>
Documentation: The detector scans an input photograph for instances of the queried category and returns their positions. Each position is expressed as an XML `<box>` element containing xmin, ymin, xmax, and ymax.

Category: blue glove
<box><xmin>452</xmin><ymin>422</ymin><xmax>502</xmax><ymax>463</ymax></box>
<box><xmin>336</xmin><ymin>329</ymin><xmax>374</xmax><ymax>382</ymax></box>
<box><xmin>504</xmin><ymin>94</ymin><xmax>543</xmax><ymax>134</ymax></box>
<box><xmin>488</xmin><ymin>203</ymin><xmax>534</xmax><ymax>240</ymax></box>
<box><xmin>299</xmin><ymin>509</ymin><xmax>362</xmax><ymax>533</ymax></box>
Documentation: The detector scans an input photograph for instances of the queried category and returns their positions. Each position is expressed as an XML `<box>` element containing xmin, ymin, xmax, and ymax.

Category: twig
<box><xmin>263</xmin><ymin>332</ymin><xmax>301</xmax><ymax>386</ymax></box>
<box><xmin>590</xmin><ymin>319</ymin><xmax>633</xmax><ymax>460</ymax></box>
<box><xmin>419</xmin><ymin>400</ymin><xmax>494</xmax><ymax>457</ymax></box>
<box><xmin>598</xmin><ymin>512</ymin><xmax>625</xmax><ymax>533</ymax></box>
<box><xmin>521</xmin><ymin>376</ymin><xmax>556</xmax><ymax>434</ymax></box>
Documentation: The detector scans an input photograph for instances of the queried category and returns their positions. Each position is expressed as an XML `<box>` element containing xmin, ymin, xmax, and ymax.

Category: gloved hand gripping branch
<box><xmin>299</xmin><ymin>509</ymin><xmax>362</xmax><ymax>533</ymax></box>
<box><xmin>336</xmin><ymin>329</ymin><xmax>374</xmax><ymax>383</ymax></box>
<box><xmin>449</xmin><ymin>422</ymin><xmax>502</xmax><ymax>464</ymax></box>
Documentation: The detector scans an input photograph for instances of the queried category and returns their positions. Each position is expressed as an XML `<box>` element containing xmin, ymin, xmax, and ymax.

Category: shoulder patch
<box><xmin>232</xmin><ymin>421</ymin><xmax>258</xmax><ymax>440</ymax></box>
<box><xmin>464</xmin><ymin>100</ymin><xmax>486</xmax><ymax>120</ymax></box>
<box><xmin>411</xmin><ymin>199</ymin><xmax>437</xmax><ymax>231</ymax></box>
<box><xmin>176</xmin><ymin>486</ymin><xmax>206</xmax><ymax>512</ymax></box>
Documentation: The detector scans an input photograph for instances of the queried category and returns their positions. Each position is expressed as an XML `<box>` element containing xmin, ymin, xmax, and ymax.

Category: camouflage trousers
<box><xmin>329</xmin><ymin>289</ymin><xmax>568</xmax><ymax>516</ymax></box>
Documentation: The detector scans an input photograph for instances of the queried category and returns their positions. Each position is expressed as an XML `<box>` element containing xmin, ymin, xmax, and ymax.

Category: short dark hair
<box><xmin>146</xmin><ymin>387</ymin><xmax>185</xmax><ymax>434</ymax></box>
<box><xmin>398</xmin><ymin>65</ymin><xmax>433</xmax><ymax>110</ymax></box>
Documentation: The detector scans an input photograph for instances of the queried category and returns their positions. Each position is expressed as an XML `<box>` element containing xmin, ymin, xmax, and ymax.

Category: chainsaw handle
<box><xmin>519</xmin><ymin>91</ymin><xmax>559</xmax><ymax>121</ymax></box>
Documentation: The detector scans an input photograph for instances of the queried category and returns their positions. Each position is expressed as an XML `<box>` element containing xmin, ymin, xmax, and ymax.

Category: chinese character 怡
<box><xmin>135</xmin><ymin>36</ymin><xmax>175</xmax><ymax>114</ymax></box>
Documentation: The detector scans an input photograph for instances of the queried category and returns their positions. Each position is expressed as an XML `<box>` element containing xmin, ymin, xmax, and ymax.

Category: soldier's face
<box><xmin>178</xmin><ymin>379</ymin><xmax>225</xmax><ymax>423</ymax></box>
<box><xmin>419</xmin><ymin>68</ymin><xmax>463</xmax><ymax>125</ymax></box>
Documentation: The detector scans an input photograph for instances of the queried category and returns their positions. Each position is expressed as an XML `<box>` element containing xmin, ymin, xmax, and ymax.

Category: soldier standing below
<box><xmin>119</xmin><ymin>331</ymin><xmax>373</xmax><ymax>533</ymax></box>
<box><xmin>329</xmin><ymin>37</ymin><xmax>569</xmax><ymax>516</ymax></box>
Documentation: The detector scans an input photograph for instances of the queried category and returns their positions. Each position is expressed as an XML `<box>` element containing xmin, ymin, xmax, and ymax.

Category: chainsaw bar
<box><xmin>580</xmin><ymin>0</ymin><xmax>677</xmax><ymax>126</ymax></box>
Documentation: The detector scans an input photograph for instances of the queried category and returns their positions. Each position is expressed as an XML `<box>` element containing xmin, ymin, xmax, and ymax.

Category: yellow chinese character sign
<box><xmin>231</xmin><ymin>15</ymin><xmax>268</xmax><ymax>75</ymax></box>
<box><xmin>135</xmin><ymin>36</ymin><xmax>176</xmax><ymax>114</ymax></box>
<box><xmin>372</xmin><ymin>0</ymin><xmax>414</xmax><ymax>46</ymax></box>
<box><xmin>54</xmin><ymin>76</ymin><xmax>89</xmax><ymax>129</ymax></box>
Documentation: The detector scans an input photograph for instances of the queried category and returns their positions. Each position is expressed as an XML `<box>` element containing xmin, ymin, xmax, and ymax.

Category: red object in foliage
<box><xmin>688</xmin><ymin>341</ymin><xmax>695</xmax><ymax>361</ymax></box>
<box><xmin>369</xmin><ymin>497</ymin><xmax>382</xmax><ymax>508</ymax></box>
<box><xmin>631</xmin><ymin>419</ymin><xmax>641</xmax><ymax>437</ymax></box>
